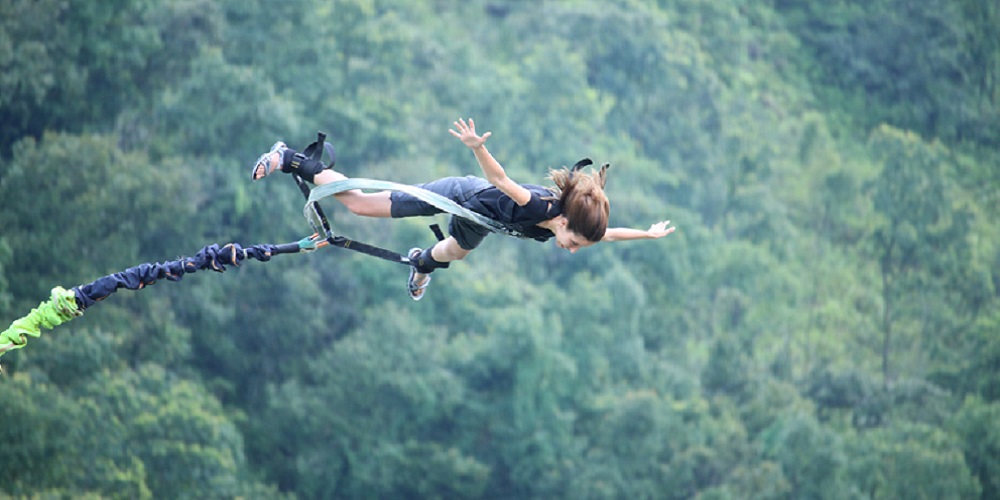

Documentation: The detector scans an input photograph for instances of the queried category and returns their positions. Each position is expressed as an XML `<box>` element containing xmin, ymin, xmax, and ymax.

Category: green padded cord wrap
<box><xmin>306</xmin><ymin>178</ymin><xmax>513</xmax><ymax>236</ymax></box>
<box><xmin>0</xmin><ymin>286</ymin><xmax>82</xmax><ymax>356</ymax></box>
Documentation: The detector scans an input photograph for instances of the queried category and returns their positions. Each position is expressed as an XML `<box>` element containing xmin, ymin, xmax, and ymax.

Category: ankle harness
<box><xmin>413</xmin><ymin>243</ymin><xmax>451</xmax><ymax>274</ymax></box>
<box><xmin>281</xmin><ymin>136</ymin><xmax>336</xmax><ymax>182</ymax></box>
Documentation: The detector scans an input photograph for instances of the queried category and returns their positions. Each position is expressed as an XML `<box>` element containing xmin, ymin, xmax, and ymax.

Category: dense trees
<box><xmin>2</xmin><ymin>0</ymin><xmax>998</xmax><ymax>497</ymax></box>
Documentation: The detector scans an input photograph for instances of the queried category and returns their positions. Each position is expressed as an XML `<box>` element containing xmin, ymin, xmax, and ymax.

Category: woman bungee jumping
<box><xmin>251</xmin><ymin>118</ymin><xmax>675</xmax><ymax>300</ymax></box>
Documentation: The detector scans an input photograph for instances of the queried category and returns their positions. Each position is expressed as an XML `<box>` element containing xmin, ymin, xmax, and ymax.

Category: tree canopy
<box><xmin>1</xmin><ymin>0</ymin><xmax>998</xmax><ymax>498</ymax></box>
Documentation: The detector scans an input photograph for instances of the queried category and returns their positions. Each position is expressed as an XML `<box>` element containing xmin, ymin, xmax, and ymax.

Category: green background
<box><xmin>1</xmin><ymin>0</ymin><xmax>998</xmax><ymax>498</ymax></box>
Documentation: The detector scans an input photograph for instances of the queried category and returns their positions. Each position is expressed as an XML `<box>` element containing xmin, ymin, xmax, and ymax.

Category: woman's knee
<box><xmin>448</xmin><ymin>248</ymin><xmax>471</xmax><ymax>261</ymax></box>
<box><xmin>434</xmin><ymin>237</ymin><xmax>472</xmax><ymax>262</ymax></box>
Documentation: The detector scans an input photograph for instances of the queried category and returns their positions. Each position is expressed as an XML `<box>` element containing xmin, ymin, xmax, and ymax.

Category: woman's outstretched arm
<box><xmin>602</xmin><ymin>221</ymin><xmax>675</xmax><ymax>242</ymax></box>
<box><xmin>450</xmin><ymin>118</ymin><xmax>532</xmax><ymax>206</ymax></box>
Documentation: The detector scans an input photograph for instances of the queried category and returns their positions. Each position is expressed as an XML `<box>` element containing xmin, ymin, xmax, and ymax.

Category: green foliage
<box><xmin>761</xmin><ymin>412</ymin><xmax>852</xmax><ymax>499</ymax></box>
<box><xmin>0</xmin><ymin>132</ymin><xmax>202</xmax><ymax>308</ymax></box>
<box><xmin>0</xmin><ymin>365</ymin><xmax>277</xmax><ymax>499</ymax></box>
<box><xmin>75</xmin><ymin>365</ymin><xmax>251</xmax><ymax>498</ymax></box>
<box><xmin>950</xmin><ymin>396</ymin><xmax>1000</xmax><ymax>499</ymax></box>
<box><xmin>848</xmin><ymin>421</ymin><xmax>982</xmax><ymax>499</ymax></box>
<box><xmin>262</xmin><ymin>308</ymin><xmax>483</xmax><ymax>497</ymax></box>
<box><xmin>866</xmin><ymin>125</ymin><xmax>989</xmax><ymax>385</ymax></box>
<box><xmin>0</xmin><ymin>238</ymin><xmax>11</xmax><ymax>315</ymax></box>
<box><xmin>946</xmin><ymin>310</ymin><xmax>1000</xmax><ymax>401</ymax></box>
<box><xmin>0</xmin><ymin>0</ymin><xmax>173</xmax><ymax>147</ymax></box>
<box><xmin>2</xmin><ymin>0</ymin><xmax>999</xmax><ymax>497</ymax></box>
<box><xmin>0</xmin><ymin>373</ymin><xmax>90</xmax><ymax>495</ymax></box>
<box><xmin>154</xmin><ymin>48</ymin><xmax>303</xmax><ymax>156</ymax></box>
<box><xmin>780</xmin><ymin>0</ymin><xmax>1000</xmax><ymax>143</ymax></box>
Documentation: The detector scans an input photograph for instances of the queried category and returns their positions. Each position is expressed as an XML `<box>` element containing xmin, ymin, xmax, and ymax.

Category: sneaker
<box><xmin>250</xmin><ymin>141</ymin><xmax>287</xmax><ymax>181</ymax></box>
<box><xmin>407</xmin><ymin>248</ymin><xmax>432</xmax><ymax>301</ymax></box>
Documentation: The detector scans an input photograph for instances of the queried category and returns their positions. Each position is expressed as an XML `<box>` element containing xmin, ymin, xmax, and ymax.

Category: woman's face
<box><xmin>551</xmin><ymin>216</ymin><xmax>596</xmax><ymax>253</ymax></box>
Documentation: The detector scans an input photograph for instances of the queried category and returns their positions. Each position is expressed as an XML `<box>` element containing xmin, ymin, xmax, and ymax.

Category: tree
<box><xmin>0</xmin><ymin>372</ymin><xmax>118</xmax><ymax>497</ymax></box>
<box><xmin>777</xmin><ymin>0</ymin><xmax>991</xmax><ymax>143</ymax></box>
<box><xmin>72</xmin><ymin>364</ymin><xmax>280</xmax><ymax>498</ymax></box>
<box><xmin>950</xmin><ymin>396</ymin><xmax>1000</xmax><ymax>499</ymax></box>
<box><xmin>867</xmin><ymin>125</ymin><xmax>986</xmax><ymax>387</ymax></box>
<box><xmin>0</xmin><ymin>237</ymin><xmax>10</xmax><ymax>318</ymax></box>
<box><xmin>947</xmin><ymin>310</ymin><xmax>1000</xmax><ymax>401</ymax></box>
<box><xmin>848</xmin><ymin>421</ymin><xmax>981</xmax><ymax>499</ymax></box>
<box><xmin>219</xmin><ymin>0</ymin><xmax>415</xmax><ymax>165</ymax></box>
<box><xmin>569</xmin><ymin>389</ymin><xmax>749</xmax><ymax>499</ymax></box>
<box><xmin>0</xmin><ymin>133</ymin><xmax>203</xmax><ymax>304</ymax></box>
<box><xmin>262</xmin><ymin>308</ymin><xmax>486</xmax><ymax>498</ymax></box>
<box><xmin>0</xmin><ymin>132</ymin><xmax>202</xmax><ymax>369</ymax></box>
<box><xmin>0</xmin><ymin>364</ymin><xmax>279</xmax><ymax>498</ymax></box>
<box><xmin>760</xmin><ymin>411</ymin><xmax>853</xmax><ymax>499</ymax></box>
<box><xmin>153</xmin><ymin>48</ymin><xmax>302</xmax><ymax>157</ymax></box>
<box><xmin>0</xmin><ymin>0</ymin><xmax>166</xmax><ymax>148</ymax></box>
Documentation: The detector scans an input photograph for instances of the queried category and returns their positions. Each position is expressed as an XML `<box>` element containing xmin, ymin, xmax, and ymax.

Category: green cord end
<box><xmin>0</xmin><ymin>287</ymin><xmax>82</xmax><ymax>357</ymax></box>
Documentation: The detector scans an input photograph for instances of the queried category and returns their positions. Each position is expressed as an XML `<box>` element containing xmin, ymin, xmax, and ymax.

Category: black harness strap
<box><xmin>291</xmin><ymin>132</ymin><xmax>440</xmax><ymax>267</ymax></box>
<box><xmin>429</xmin><ymin>223</ymin><xmax>446</xmax><ymax>242</ymax></box>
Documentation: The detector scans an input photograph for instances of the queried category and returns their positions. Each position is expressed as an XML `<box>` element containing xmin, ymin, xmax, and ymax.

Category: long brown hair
<box><xmin>547</xmin><ymin>162</ymin><xmax>610</xmax><ymax>242</ymax></box>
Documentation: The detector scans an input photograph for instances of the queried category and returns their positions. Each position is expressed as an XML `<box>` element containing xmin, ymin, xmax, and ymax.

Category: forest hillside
<box><xmin>1</xmin><ymin>0</ymin><xmax>999</xmax><ymax>498</ymax></box>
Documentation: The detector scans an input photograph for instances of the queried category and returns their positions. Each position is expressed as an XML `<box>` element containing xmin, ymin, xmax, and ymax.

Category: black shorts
<box><xmin>389</xmin><ymin>176</ymin><xmax>492</xmax><ymax>250</ymax></box>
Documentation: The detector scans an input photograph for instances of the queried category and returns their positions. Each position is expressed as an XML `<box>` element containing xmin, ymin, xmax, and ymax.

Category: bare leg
<box><xmin>313</xmin><ymin>170</ymin><xmax>392</xmax><ymax>218</ymax></box>
<box><xmin>430</xmin><ymin>236</ymin><xmax>472</xmax><ymax>262</ymax></box>
<box><xmin>255</xmin><ymin>149</ymin><xmax>393</xmax><ymax>218</ymax></box>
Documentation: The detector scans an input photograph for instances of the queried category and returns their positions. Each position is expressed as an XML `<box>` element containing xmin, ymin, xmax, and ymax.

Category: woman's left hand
<box><xmin>648</xmin><ymin>220</ymin><xmax>676</xmax><ymax>239</ymax></box>
<box><xmin>449</xmin><ymin>118</ymin><xmax>491</xmax><ymax>150</ymax></box>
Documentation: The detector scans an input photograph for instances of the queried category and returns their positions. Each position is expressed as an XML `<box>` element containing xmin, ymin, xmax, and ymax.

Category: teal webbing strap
<box><xmin>306</xmin><ymin>179</ymin><xmax>521</xmax><ymax>237</ymax></box>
